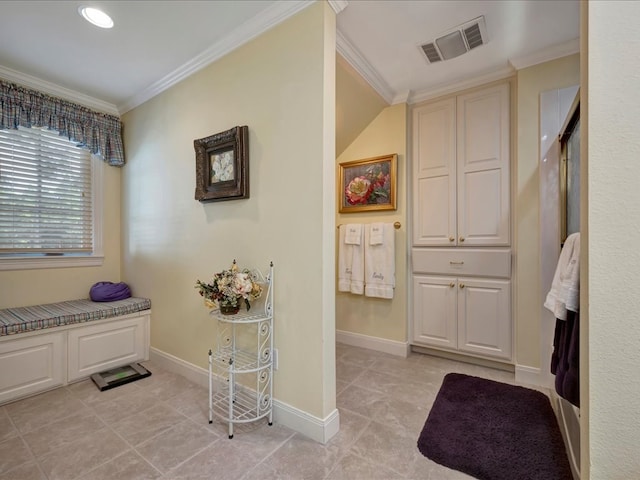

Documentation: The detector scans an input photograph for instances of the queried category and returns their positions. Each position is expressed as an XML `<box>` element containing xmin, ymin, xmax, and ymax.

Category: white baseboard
<box><xmin>273</xmin><ymin>401</ymin><xmax>340</xmax><ymax>444</ymax></box>
<box><xmin>149</xmin><ymin>347</ymin><xmax>210</xmax><ymax>388</ymax></box>
<box><xmin>515</xmin><ymin>364</ymin><xmax>542</xmax><ymax>387</ymax></box>
<box><xmin>336</xmin><ymin>330</ymin><xmax>410</xmax><ymax>358</ymax></box>
<box><xmin>148</xmin><ymin>347</ymin><xmax>338</xmax><ymax>444</ymax></box>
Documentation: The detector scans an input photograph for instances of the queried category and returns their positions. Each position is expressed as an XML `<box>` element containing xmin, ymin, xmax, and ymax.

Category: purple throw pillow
<box><xmin>90</xmin><ymin>282</ymin><xmax>131</xmax><ymax>302</ymax></box>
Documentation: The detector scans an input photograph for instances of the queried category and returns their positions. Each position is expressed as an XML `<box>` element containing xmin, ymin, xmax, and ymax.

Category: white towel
<box><xmin>338</xmin><ymin>224</ymin><xmax>364</xmax><ymax>294</ymax></box>
<box><xmin>369</xmin><ymin>223</ymin><xmax>384</xmax><ymax>245</ymax></box>
<box><xmin>544</xmin><ymin>232</ymin><xmax>580</xmax><ymax>320</ymax></box>
<box><xmin>364</xmin><ymin>223</ymin><xmax>395</xmax><ymax>299</ymax></box>
<box><xmin>344</xmin><ymin>224</ymin><xmax>362</xmax><ymax>245</ymax></box>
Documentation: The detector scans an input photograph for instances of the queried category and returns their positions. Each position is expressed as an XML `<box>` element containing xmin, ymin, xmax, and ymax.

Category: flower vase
<box><xmin>220</xmin><ymin>303</ymin><xmax>241</xmax><ymax>315</ymax></box>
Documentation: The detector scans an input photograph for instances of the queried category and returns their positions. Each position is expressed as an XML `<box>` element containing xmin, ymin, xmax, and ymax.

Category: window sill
<box><xmin>0</xmin><ymin>255</ymin><xmax>105</xmax><ymax>271</ymax></box>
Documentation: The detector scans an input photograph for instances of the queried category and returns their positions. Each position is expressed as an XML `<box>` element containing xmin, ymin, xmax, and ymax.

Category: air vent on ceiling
<box><xmin>420</xmin><ymin>16</ymin><xmax>488</xmax><ymax>64</ymax></box>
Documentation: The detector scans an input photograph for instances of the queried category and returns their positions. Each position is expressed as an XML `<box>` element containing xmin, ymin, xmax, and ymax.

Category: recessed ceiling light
<box><xmin>79</xmin><ymin>6</ymin><xmax>114</xmax><ymax>29</ymax></box>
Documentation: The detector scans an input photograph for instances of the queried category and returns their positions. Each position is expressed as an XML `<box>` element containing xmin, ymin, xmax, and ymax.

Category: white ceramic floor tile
<box><xmin>0</xmin><ymin>343</ymin><xmax>516</xmax><ymax>480</ymax></box>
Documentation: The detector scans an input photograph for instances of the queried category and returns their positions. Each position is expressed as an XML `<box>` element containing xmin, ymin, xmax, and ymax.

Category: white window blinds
<box><xmin>0</xmin><ymin>126</ymin><xmax>93</xmax><ymax>254</ymax></box>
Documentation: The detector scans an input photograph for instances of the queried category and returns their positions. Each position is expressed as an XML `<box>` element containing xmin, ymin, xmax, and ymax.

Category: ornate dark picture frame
<box><xmin>194</xmin><ymin>126</ymin><xmax>249</xmax><ymax>202</ymax></box>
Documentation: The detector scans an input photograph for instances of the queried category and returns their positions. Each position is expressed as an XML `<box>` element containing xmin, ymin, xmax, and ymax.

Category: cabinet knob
<box><xmin>459</xmin><ymin>283</ymin><xmax>465</xmax><ymax>289</ymax></box>
<box><xmin>449</xmin><ymin>236</ymin><xmax>455</xmax><ymax>242</ymax></box>
<box><xmin>449</xmin><ymin>282</ymin><xmax>455</xmax><ymax>288</ymax></box>
<box><xmin>459</xmin><ymin>236</ymin><xmax>465</xmax><ymax>242</ymax></box>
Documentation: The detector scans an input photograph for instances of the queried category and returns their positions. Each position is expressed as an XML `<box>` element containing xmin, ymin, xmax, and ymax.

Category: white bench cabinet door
<box><xmin>68</xmin><ymin>315</ymin><xmax>149</xmax><ymax>382</ymax></box>
<box><xmin>0</xmin><ymin>332</ymin><xmax>65</xmax><ymax>404</ymax></box>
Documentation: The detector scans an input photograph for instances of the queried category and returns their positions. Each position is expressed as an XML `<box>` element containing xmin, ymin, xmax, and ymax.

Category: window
<box><xmin>0</xmin><ymin>126</ymin><xmax>103</xmax><ymax>270</ymax></box>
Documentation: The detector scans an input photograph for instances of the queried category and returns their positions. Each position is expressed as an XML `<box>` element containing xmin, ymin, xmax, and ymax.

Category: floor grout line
<box><xmin>237</xmin><ymin>430</ymin><xmax>298</xmax><ymax>480</ymax></box>
<box><xmin>1</xmin><ymin>344</ymin><xmax>506</xmax><ymax>480</ymax></box>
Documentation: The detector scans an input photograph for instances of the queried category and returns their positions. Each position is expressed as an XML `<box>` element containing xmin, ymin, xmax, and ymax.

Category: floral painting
<box><xmin>338</xmin><ymin>154</ymin><xmax>397</xmax><ymax>213</ymax></box>
<box><xmin>210</xmin><ymin>150</ymin><xmax>235</xmax><ymax>183</ymax></box>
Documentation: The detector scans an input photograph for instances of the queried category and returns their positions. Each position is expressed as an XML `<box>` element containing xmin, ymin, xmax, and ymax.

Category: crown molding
<box><xmin>391</xmin><ymin>90</ymin><xmax>410</xmax><ymax>105</ymax></box>
<box><xmin>509</xmin><ymin>38</ymin><xmax>580</xmax><ymax>71</ymax></box>
<box><xmin>328</xmin><ymin>0</ymin><xmax>348</xmax><ymax>14</ymax></box>
<box><xmin>409</xmin><ymin>66</ymin><xmax>515</xmax><ymax>105</ymax></box>
<box><xmin>0</xmin><ymin>65</ymin><xmax>119</xmax><ymax>116</ymax></box>
<box><xmin>336</xmin><ymin>30</ymin><xmax>394</xmax><ymax>105</ymax></box>
<box><xmin>118</xmin><ymin>0</ymin><xmax>314</xmax><ymax>113</ymax></box>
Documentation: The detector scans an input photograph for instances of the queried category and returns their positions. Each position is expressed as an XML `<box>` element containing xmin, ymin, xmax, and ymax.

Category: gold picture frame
<box><xmin>194</xmin><ymin>126</ymin><xmax>249</xmax><ymax>202</ymax></box>
<box><xmin>338</xmin><ymin>154</ymin><xmax>397</xmax><ymax>213</ymax></box>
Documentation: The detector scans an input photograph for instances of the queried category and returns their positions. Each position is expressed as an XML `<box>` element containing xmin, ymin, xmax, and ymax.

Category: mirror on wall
<box><xmin>560</xmin><ymin>91</ymin><xmax>580</xmax><ymax>243</ymax></box>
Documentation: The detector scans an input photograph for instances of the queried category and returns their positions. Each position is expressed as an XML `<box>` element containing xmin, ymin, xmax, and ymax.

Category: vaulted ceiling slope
<box><xmin>0</xmin><ymin>1</ymin><xmax>579</xmax><ymax>115</ymax></box>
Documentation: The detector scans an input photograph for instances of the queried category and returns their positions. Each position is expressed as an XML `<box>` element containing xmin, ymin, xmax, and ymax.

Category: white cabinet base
<box><xmin>412</xmin><ymin>344</ymin><xmax>515</xmax><ymax>371</ymax></box>
<box><xmin>0</xmin><ymin>311</ymin><xmax>150</xmax><ymax>405</ymax></box>
<box><xmin>412</xmin><ymin>273</ymin><xmax>511</xmax><ymax>362</ymax></box>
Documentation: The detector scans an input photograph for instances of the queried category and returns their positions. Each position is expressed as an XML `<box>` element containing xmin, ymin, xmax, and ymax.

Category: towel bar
<box><xmin>337</xmin><ymin>221</ymin><xmax>401</xmax><ymax>230</ymax></box>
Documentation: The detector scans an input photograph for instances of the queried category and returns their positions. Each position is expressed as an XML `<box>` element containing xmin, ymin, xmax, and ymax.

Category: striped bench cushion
<box><xmin>0</xmin><ymin>297</ymin><xmax>151</xmax><ymax>336</ymax></box>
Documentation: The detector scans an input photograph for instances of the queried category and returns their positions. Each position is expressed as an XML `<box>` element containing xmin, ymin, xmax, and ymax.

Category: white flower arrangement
<box><xmin>196</xmin><ymin>260</ymin><xmax>262</xmax><ymax>311</ymax></box>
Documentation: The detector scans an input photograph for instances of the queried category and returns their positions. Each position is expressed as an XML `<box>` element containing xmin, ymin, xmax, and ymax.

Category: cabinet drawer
<box><xmin>412</xmin><ymin>248</ymin><xmax>511</xmax><ymax>278</ymax></box>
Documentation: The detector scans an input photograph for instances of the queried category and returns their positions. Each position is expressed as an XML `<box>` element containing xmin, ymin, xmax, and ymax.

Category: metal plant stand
<box><xmin>208</xmin><ymin>262</ymin><xmax>273</xmax><ymax>438</ymax></box>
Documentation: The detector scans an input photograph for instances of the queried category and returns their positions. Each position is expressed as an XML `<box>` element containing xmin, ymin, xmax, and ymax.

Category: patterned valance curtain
<box><xmin>0</xmin><ymin>79</ymin><xmax>124</xmax><ymax>166</ymax></box>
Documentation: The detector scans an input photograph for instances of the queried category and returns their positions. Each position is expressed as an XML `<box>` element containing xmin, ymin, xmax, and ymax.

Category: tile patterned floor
<box><xmin>0</xmin><ymin>343</ymin><xmax>522</xmax><ymax>479</ymax></box>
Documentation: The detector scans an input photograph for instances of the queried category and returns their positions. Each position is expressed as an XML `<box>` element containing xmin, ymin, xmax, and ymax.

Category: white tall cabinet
<box><xmin>411</xmin><ymin>82</ymin><xmax>512</xmax><ymax>362</ymax></box>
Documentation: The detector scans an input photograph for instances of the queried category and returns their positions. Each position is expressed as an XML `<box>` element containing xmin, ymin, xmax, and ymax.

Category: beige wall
<box><xmin>121</xmin><ymin>2</ymin><xmax>336</xmax><ymax>419</ymax></box>
<box><xmin>336</xmin><ymin>103</ymin><xmax>408</xmax><ymax>343</ymax></box>
<box><xmin>336</xmin><ymin>55</ymin><xmax>388</xmax><ymax>157</ymax></box>
<box><xmin>586</xmin><ymin>2</ymin><xmax>640</xmax><ymax>477</ymax></box>
<box><xmin>515</xmin><ymin>54</ymin><xmax>580</xmax><ymax>369</ymax></box>
<box><xmin>0</xmin><ymin>162</ymin><xmax>121</xmax><ymax>307</ymax></box>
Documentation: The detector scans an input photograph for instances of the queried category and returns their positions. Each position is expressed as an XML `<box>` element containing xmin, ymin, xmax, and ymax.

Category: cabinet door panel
<box><xmin>412</xmin><ymin>275</ymin><xmax>457</xmax><ymax>348</ymax></box>
<box><xmin>457</xmin><ymin>84</ymin><xmax>510</xmax><ymax>245</ymax></box>
<box><xmin>0</xmin><ymin>332</ymin><xmax>65</xmax><ymax>404</ymax></box>
<box><xmin>414</xmin><ymin>100</ymin><xmax>455</xmax><ymax>175</ymax></box>
<box><xmin>458</xmin><ymin>278</ymin><xmax>511</xmax><ymax>360</ymax></box>
<box><xmin>415</xmin><ymin>176</ymin><xmax>454</xmax><ymax>245</ymax></box>
<box><xmin>460</xmin><ymin>167</ymin><xmax>508</xmax><ymax>243</ymax></box>
<box><xmin>458</xmin><ymin>92</ymin><xmax>503</xmax><ymax>168</ymax></box>
<box><xmin>412</xmin><ymin>98</ymin><xmax>456</xmax><ymax>246</ymax></box>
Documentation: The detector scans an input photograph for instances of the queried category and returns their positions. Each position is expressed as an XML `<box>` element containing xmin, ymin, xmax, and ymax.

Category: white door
<box><xmin>412</xmin><ymin>275</ymin><xmax>457</xmax><ymax>348</ymax></box>
<box><xmin>457</xmin><ymin>277</ymin><xmax>511</xmax><ymax>359</ymax></box>
<box><xmin>456</xmin><ymin>83</ymin><xmax>510</xmax><ymax>246</ymax></box>
<box><xmin>412</xmin><ymin>98</ymin><xmax>457</xmax><ymax>246</ymax></box>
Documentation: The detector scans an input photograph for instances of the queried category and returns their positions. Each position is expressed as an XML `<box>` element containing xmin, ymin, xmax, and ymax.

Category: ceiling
<box><xmin>0</xmin><ymin>0</ymin><xmax>579</xmax><ymax>115</ymax></box>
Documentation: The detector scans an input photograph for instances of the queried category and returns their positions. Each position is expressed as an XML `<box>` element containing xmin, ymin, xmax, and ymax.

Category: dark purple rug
<box><xmin>417</xmin><ymin>373</ymin><xmax>573</xmax><ymax>480</ymax></box>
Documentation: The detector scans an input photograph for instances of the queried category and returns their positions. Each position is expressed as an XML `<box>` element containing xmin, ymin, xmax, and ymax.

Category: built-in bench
<box><xmin>0</xmin><ymin>297</ymin><xmax>151</xmax><ymax>405</ymax></box>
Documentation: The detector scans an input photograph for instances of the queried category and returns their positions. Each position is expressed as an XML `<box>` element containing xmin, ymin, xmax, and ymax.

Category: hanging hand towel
<box><xmin>338</xmin><ymin>224</ymin><xmax>364</xmax><ymax>294</ymax></box>
<box><xmin>544</xmin><ymin>232</ymin><xmax>580</xmax><ymax>320</ymax></box>
<box><xmin>369</xmin><ymin>223</ymin><xmax>384</xmax><ymax>245</ymax></box>
<box><xmin>364</xmin><ymin>223</ymin><xmax>395</xmax><ymax>299</ymax></box>
<box><xmin>344</xmin><ymin>224</ymin><xmax>362</xmax><ymax>245</ymax></box>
